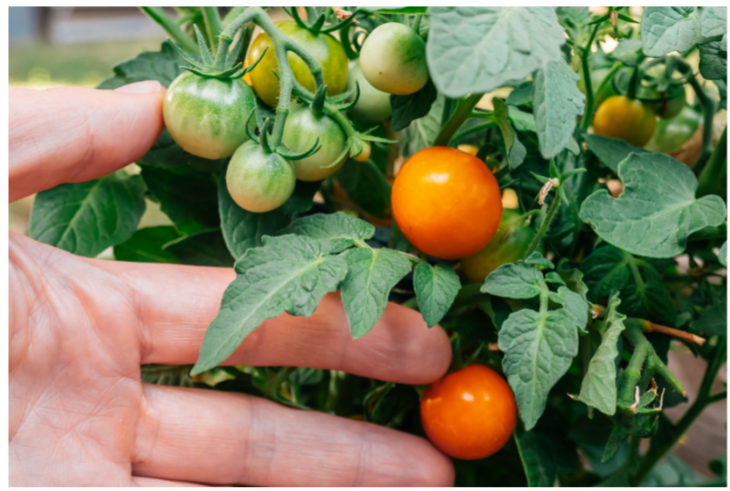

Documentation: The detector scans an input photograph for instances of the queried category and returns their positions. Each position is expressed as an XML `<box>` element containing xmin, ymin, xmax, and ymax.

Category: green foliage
<box><xmin>389</xmin><ymin>79</ymin><xmax>438</xmax><ymax>131</ymax></box>
<box><xmin>29</xmin><ymin>171</ymin><xmax>146</xmax><ymax>257</ymax></box>
<box><xmin>113</xmin><ymin>225</ymin><xmax>181</xmax><ymax>263</ymax></box>
<box><xmin>413</xmin><ymin>263</ymin><xmax>461</xmax><ymax>327</ymax></box>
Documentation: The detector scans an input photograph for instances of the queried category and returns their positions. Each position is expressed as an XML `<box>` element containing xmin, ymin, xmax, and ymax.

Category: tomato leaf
<box><xmin>508</xmin><ymin>105</ymin><xmax>537</xmax><ymax>133</ymax></box>
<box><xmin>700</xmin><ymin>7</ymin><xmax>727</xmax><ymax>38</ymax></box>
<box><xmin>141</xmin><ymin>165</ymin><xmax>219</xmax><ymax>236</ymax></box>
<box><xmin>426</xmin><ymin>7</ymin><xmax>565</xmax><ymax>98</ymax></box>
<box><xmin>506</xmin><ymin>81</ymin><xmax>534</xmax><ymax>106</ymax></box>
<box><xmin>720</xmin><ymin>241</ymin><xmax>727</xmax><ymax>267</ymax></box>
<box><xmin>583</xmin><ymin>134</ymin><xmax>649</xmax><ymax>173</ymax></box>
<box><xmin>335</xmin><ymin>159</ymin><xmax>391</xmax><ymax>218</ymax></box>
<box><xmin>282</xmin><ymin>211</ymin><xmax>376</xmax><ymax>253</ymax></box>
<box><xmin>493</xmin><ymin>98</ymin><xmax>527</xmax><ymax>169</ymax></box>
<box><xmin>97</xmin><ymin>40</ymin><xmax>187</xmax><ymax>90</ymax></box>
<box><xmin>389</xmin><ymin>79</ymin><xmax>438</xmax><ymax>132</ymax></box>
<box><xmin>29</xmin><ymin>171</ymin><xmax>146</xmax><ymax>258</ymax></box>
<box><xmin>413</xmin><ymin>263</ymin><xmax>461</xmax><ymax>328</ymax></box>
<box><xmin>690</xmin><ymin>301</ymin><xmax>727</xmax><ymax>337</ymax></box>
<box><xmin>113</xmin><ymin>226</ymin><xmax>181</xmax><ymax>263</ymax></box>
<box><xmin>532</xmin><ymin>60</ymin><xmax>585</xmax><ymax>159</ymax></box>
<box><xmin>611</xmin><ymin>39</ymin><xmax>644</xmax><ymax>66</ymax></box>
<box><xmin>499</xmin><ymin>308</ymin><xmax>579</xmax><ymax>430</ymax></box>
<box><xmin>514</xmin><ymin>425</ymin><xmax>558</xmax><ymax>487</ymax></box>
<box><xmin>192</xmin><ymin>235</ymin><xmax>348</xmax><ymax>375</ymax></box>
<box><xmin>575</xmin><ymin>292</ymin><xmax>626</xmax><ymax>416</ymax></box>
<box><xmin>164</xmin><ymin>229</ymin><xmax>234</xmax><ymax>267</ymax></box>
<box><xmin>525</xmin><ymin>251</ymin><xmax>555</xmax><ymax>269</ymax></box>
<box><xmin>580</xmin><ymin>245</ymin><xmax>632</xmax><ymax>302</ymax></box>
<box><xmin>641</xmin><ymin>7</ymin><xmax>703</xmax><ymax>57</ymax></box>
<box><xmin>557</xmin><ymin>7</ymin><xmax>594</xmax><ymax>47</ymax></box>
<box><xmin>698</xmin><ymin>41</ymin><xmax>727</xmax><ymax>81</ymax></box>
<box><xmin>481</xmin><ymin>262</ymin><xmax>544</xmax><ymax>299</ymax></box>
<box><xmin>580</xmin><ymin>152</ymin><xmax>727</xmax><ymax>258</ymax></box>
<box><xmin>396</xmin><ymin>94</ymin><xmax>444</xmax><ymax>159</ymax></box>
<box><xmin>138</xmin><ymin>129</ymin><xmax>226</xmax><ymax>170</ymax></box>
<box><xmin>340</xmin><ymin>247</ymin><xmax>413</xmax><ymax>338</ymax></box>
<box><xmin>554</xmin><ymin>286</ymin><xmax>590</xmax><ymax>333</ymax></box>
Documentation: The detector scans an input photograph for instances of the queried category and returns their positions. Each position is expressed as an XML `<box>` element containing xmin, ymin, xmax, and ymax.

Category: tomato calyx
<box><xmin>283</xmin><ymin>7</ymin><xmax>359</xmax><ymax>37</ymax></box>
<box><xmin>246</xmin><ymin>111</ymin><xmax>322</xmax><ymax>162</ymax></box>
<box><xmin>170</xmin><ymin>24</ymin><xmax>267</xmax><ymax>80</ymax></box>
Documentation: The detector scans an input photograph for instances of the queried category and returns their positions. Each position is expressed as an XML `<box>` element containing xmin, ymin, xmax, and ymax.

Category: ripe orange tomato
<box><xmin>391</xmin><ymin>147</ymin><xmax>502</xmax><ymax>260</ymax></box>
<box><xmin>420</xmin><ymin>364</ymin><xmax>516</xmax><ymax>460</ymax></box>
<box><xmin>593</xmin><ymin>95</ymin><xmax>656</xmax><ymax>147</ymax></box>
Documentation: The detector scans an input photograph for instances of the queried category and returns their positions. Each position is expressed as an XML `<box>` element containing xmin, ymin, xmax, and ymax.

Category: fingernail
<box><xmin>115</xmin><ymin>80</ymin><xmax>164</xmax><ymax>94</ymax></box>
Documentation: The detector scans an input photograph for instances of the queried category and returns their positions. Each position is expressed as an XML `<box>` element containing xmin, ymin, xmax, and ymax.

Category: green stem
<box><xmin>201</xmin><ymin>7</ymin><xmax>223</xmax><ymax>51</ymax></box>
<box><xmin>579</xmin><ymin>23</ymin><xmax>601</xmax><ymax>130</ymax></box>
<box><xmin>452</xmin><ymin>121</ymin><xmax>497</xmax><ymax>144</ymax></box>
<box><xmin>626</xmin><ymin>66</ymin><xmax>640</xmax><ymax>100</ymax></box>
<box><xmin>524</xmin><ymin>192</ymin><xmax>562</xmax><ymax>259</ymax></box>
<box><xmin>630</xmin><ymin>341</ymin><xmax>727</xmax><ymax>485</ymax></box>
<box><xmin>433</xmin><ymin>93</ymin><xmax>484</xmax><ymax>147</ymax></box>
<box><xmin>140</xmin><ymin>7</ymin><xmax>200</xmax><ymax>54</ymax></box>
<box><xmin>696</xmin><ymin>125</ymin><xmax>727</xmax><ymax>198</ymax></box>
<box><xmin>339</xmin><ymin>22</ymin><xmax>359</xmax><ymax>60</ymax></box>
<box><xmin>412</xmin><ymin>14</ymin><xmax>423</xmax><ymax>34</ymax></box>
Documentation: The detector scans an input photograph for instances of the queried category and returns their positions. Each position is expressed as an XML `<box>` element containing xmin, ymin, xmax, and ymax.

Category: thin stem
<box><xmin>201</xmin><ymin>7</ymin><xmax>223</xmax><ymax>51</ymax></box>
<box><xmin>140</xmin><ymin>7</ymin><xmax>200</xmax><ymax>54</ymax></box>
<box><xmin>452</xmin><ymin>121</ymin><xmax>497</xmax><ymax>144</ymax></box>
<box><xmin>642</xmin><ymin>320</ymin><xmax>706</xmax><ymax>346</ymax></box>
<box><xmin>524</xmin><ymin>192</ymin><xmax>561</xmax><ymax>258</ymax></box>
<box><xmin>696</xmin><ymin>125</ymin><xmax>727</xmax><ymax>198</ymax></box>
<box><xmin>433</xmin><ymin>94</ymin><xmax>484</xmax><ymax>147</ymax></box>
<box><xmin>630</xmin><ymin>341</ymin><xmax>727</xmax><ymax>485</ymax></box>
<box><xmin>411</xmin><ymin>14</ymin><xmax>422</xmax><ymax>34</ymax></box>
<box><xmin>579</xmin><ymin>22</ymin><xmax>601</xmax><ymax>130</ymax></box>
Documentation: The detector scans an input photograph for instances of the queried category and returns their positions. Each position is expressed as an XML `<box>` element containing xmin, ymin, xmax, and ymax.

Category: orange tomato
<box><xmin>593</xmin><ymin>95</ymin><xmax>656</xmax><ymax>147</ymax></box>
<box><xmin>420</xmin><ymin>364</ymin><xmax>516</xmax><ymax>460</ymax></box>
<box><xmin>391</xmin><ymin>146</ymin><xmax>502</xmax><ymax>259</ymax></box>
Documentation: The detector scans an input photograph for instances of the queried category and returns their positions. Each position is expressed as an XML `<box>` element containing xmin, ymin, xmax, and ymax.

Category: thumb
<box><xmin>9</xmin><ymin>81</ymin><xmax>165</xmax><ymax>203</ymax></box>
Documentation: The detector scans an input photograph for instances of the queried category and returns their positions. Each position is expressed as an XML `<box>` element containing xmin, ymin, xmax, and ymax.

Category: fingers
<box><xmin>9</xmin><ymin>81</ymin><xmax>165</xmax><ymax>202</ymax></box>
<box><xmin>94</xmin><ymin>259</ymin><xmax>451</xmax><ymax>385</ymax></box>
<box><xmin>132</xmin><ymin>477</ymin><xmax>206</xmax><ymax>487</ymax></box>
<box><xmin>133</xmin><ymin>385</ymin><xmax>454</xmax><ymax>487</ymax></box>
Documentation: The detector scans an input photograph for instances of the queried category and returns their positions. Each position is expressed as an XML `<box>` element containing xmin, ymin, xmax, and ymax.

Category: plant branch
<box><xmin>201</xmin><ymin>7</ymin><xmax>223</xmax><ymax>51</ymax></box>
<box><xmin>579</xmin><ymin>22</ymin><xmax>602</xmax><ymax>130</ymax></box>
<box><xmin>140</xmin><ymin>7</ymin><xmax>200</xmax><ymax>54</ymax></box>
<box><xmin>696</xmin><ymin>125</ymin><xmax>727</xmax><ymax>198</ymax></box>
<box><xmin>640</xmin><ymin>320</ymin><xmax>706</xmax><ymax>346</ymax></box>
<box><xmin>524</xmin><ymin>191</ymin><xmax>561</xmax><ymax>259</ymax></box>
<box><xmin>433</xmin><ymin>93</ymin><xmax>484</xmax><ymax>147</ymax></box>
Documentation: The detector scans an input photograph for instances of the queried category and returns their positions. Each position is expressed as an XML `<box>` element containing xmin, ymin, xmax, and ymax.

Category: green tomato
<box><xmin>346</xmin><ymin>61</ymin><xmax>392</xmax><ymax>123</ymax></box>
<box><xmin>163</xmin><ymin>71</ymin><xmax>256</xmax><ymax>160</ymax></box>
<box><xmin>359</xmin><ymin>23</ymin><xmax>429</xmax><ymax>95</ymax></box>
<box><xmin>648</xmin><ymin>85</ymin><xmax>686</xmax><ymax>120</ymax></box>
<box><xmin>282</xmin><ymin>104</ymin><xmax>347</xmax><ymax>181</ymax></box>
<box><xmin>645</xmin><ymin>105</ymin><xmax>701</xmax><ymax>154</ymax></box>
<box><xmin>460</xmin><ymin>209</ymin><xmax>537</xmax><ymax>284</ymax></box>
<box><xmin>246</xmin><ymin>21</ymin><xmax>348</xmax><ymax>108</ymax></box>
<box><xmin>226</xmin><ymin>141</ymin><xmax>296</xmax><ymax>213</ymax></box>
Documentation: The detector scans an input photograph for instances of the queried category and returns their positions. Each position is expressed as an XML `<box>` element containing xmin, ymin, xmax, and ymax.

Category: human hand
<box><xmin>9</xmin><ymin>82</ymin><xmax>454</xmax><ymax>486</ymax></box>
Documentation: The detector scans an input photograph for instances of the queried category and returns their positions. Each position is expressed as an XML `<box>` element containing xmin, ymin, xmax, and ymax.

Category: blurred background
<box><xmin>8</xmin><ymin>6</ymin><xmax>726</xmax><ymax>481</ymax></box>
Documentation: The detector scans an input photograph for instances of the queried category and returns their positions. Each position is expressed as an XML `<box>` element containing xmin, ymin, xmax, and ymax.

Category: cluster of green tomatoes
<box><xmin>162</xmin><ymin>18</ymin><xmax>429</xmax><ymax>213</ymax></box>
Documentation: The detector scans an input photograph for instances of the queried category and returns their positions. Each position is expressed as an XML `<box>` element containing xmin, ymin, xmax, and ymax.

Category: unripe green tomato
<box><xmin>247</xmin><ymin>21</ymin><xmax>348</xmax><ymax>108</ymax></box>
<box><xmin>648</xmin><ymin>85</ymin><xmax>686</xmax><ymax>120</ymax></box>
<box><xmin>645</xmin><ymin>106</ymin><xmax>702</xmax><ymax>154</ymax></box>
<box><xmin>282</xmin><ymin>105</ymin><xmax>347</xmax><ymax>181</ymax></box>
<box><xmin>593</xmin><ymin>95</ymin><xmax>656</xmax><ymax>147</ymax></box>
<box><xmin>226</xmin><ymin>141</ymin><xmax>296</xmax><ymax>213</ymax></box>
<box><xmin>359</xmin><ymin>23</ymin><xmax>429</xmax><ymax>95</ymax></box>
<box><xmin>460</xmin><ymin>209</ymin><xmax>537</xmax><ymax>284</ymax></box>
<box><xmin>163</xmin><ymin>71</ymin><xmax>256</xmax><ymax>160</ymax></box>
<box><xmin>346</xmin><ymin>61</ymin><xmax>392</xmax><ymax>122</ymax></box>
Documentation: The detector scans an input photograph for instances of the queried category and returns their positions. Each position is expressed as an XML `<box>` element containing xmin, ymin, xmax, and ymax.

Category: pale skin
<box><xmin>9</xmin><ymin>81</ymin><xmax>455</xmax><ymax>486</ymax></box>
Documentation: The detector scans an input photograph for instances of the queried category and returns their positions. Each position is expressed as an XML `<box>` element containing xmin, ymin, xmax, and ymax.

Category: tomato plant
<box><xmin>392</xmin><ymin>146</ymin><xmax>502</xmax><ymax>259</ymax></box>
<box><xmin>29</xmin><ymin>6</ymin><xmax>727</xmax><ymax>487</ymax></box>
<box><xmin>421</xmin><ymin>364</ymin><xmax>517</xmax><ymax>460</ymax></box>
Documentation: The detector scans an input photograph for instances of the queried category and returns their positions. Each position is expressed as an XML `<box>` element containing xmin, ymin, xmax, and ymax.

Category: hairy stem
<box><xmin>696</xmin><ymin>125</ymin><xmax>727</xmax><ymax>198</ymax></box>
<box><xmin>201</xmin><ymin>7</ymin><xmax>223</xmax><ymax>51</ymax></box>
<box><xmin>524</xmin><ymin>192</ymin><xmax>562</xmax><ymax>259</ymax></box>
<box><xmin>433</xmin><ymin>93</ymin><xmax>484</xmax><ymax>147</ymax></box>
<box><xmin>579</xmin><ymin>22</ymin><xmax>602</xmax><ymax>130</ymax></box>
<box><xmin>140</xmin><ymin>7</ymin><xmax>200</xmax><ymax>54</ymax></box>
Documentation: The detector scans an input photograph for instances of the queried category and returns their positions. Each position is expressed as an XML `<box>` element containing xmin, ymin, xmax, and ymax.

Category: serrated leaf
<box><xmin>29</xmin><ymin>171</ymin><xmax>146</xmax><ymax>257</ymax></box>
<box><xmin>698</xmin><ymin>41</ymin><xmax>727</xmax><ymax>81</ymax></box>
<box><xmin>580</xmin><ymin>245</ymin><xmax>632</xmax><ymax>302</ymax></box>
<box><xmin>390</xmin><ymin>79</ymin><xmax>438</xmax><ymax>132</ymax></box>
<box><xmin>97</xmin><ymin>40</ymin><xmax>186</xmax><ymax>90</ymax></box>
<box><xmin>141</xmin><ymin>165</ymin><xmax>219</xmax><ymax>236</ymax></box>
<box><xmin>509</xmin><ymin>105</ymin><xmax>537</xmax><ymax>133</ymax></box>
<box><xmin>641</xmin><ymin>7</ymin><xmax>703</xmax><ymax>57</ymax></box>
<box><xmin>165</xmin><ymin>229</ymin><xmax>234</xmax><ymax>267</ymax></box>
<box><xmin>397</xmin><ymin>94</ymin><xmax>444</xmax><ymax>159</ymax></box>
<box><xmin>113</xmin><ymin>226</ymin><xmax>181</xmax><ymax>263</ymax></box>
<box><xmin>576</xmin><ymin>293</ymin><xmax>626</xmax><ymax>415</ymax></box>
<box><xmin>426</xmin><ymin>7</ymin><xmax>565</xmax><ymax>98</ymax></box>
<box><xmin>506</xmin><ymin>81</ymin><xmax>534</xmax><ymax>106</ymax></box>
<box><xmin>192</xmin><ymin>235</ymin><xmax>348</xmax><ymax>374</ymax></box>
<box><xmin>481</xmin><ymin>262</ymin><xmax>544</xmax><ymax>299</ymax></box>
<box><xmin>283</xmin><ymin>212</ymin><xmax>376</xmax><ymax>253</ymax></box>
<box><xmin>700</xmin><ymin>7</ymin><xmax>727</xmax><ymax>38</ymax></box>
<box><xmin>545</xmin><ymin>272</ymin><xmax>566</xmax><ymax>285</ymax></box>
<box><xmin>580</xmin><ymin>152</ymin><xmax>727</xmax><ymax>258</ymax></box>
<box><xmin>556</xmin><ymin>259</ymin><xmax>590</xmax><ymax>301</ymax></box>
<box><xmin>533</xmin><ymin>60</ymin><xmax>585</xmax><ymax>159</ymax></box>
<box><xmin>583</xmin><ymin>133</ymin><xmax>650</xmax><ymax>173</ymax></box>
<box><xmin>525</xmin><ymin>252</ymin><xmax>555</xmax><ymax>269</ymax></box>
<box><xmin>620</xmin><ymin>280</ymin><xmax>677</xmax><ymax>326</ymax></box>
<box><xmin>690</xmin><ymin>301</ymin><xmax>727</xmax><ymax>336</ymax></box>
<box><xmin>340</xmin><ymin>247</ymin><xmax>413</xmax><ymax>338</ymax></box>
<box><xmin>499</xmin><ymin>308</ymin><xmax>579</xmax><ymax>430</ymax></box>
<box><xmin>556</xmin><ymin>286</ymin><xmax>589</xmax><ymax>332</ymax></box>
<box><xmin>557</xmin><ymin>7</ymin><xmax>594</xmax><ymax>47</ymax></box>
<box><xmin>493</xmin><ymin>98</ymin><xmax>525</xmax><ymax>169</ymax></box>
<box><xmin>414</xmin><ymin>263</ymin><xmax>461</xmax><ymax>328</ymax></box>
